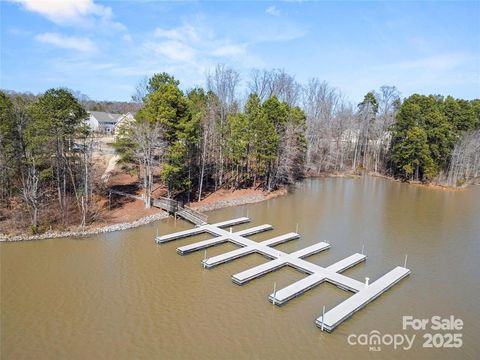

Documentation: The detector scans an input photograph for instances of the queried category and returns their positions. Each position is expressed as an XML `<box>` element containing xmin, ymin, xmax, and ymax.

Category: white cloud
<box><xmin>154</xmin><ymin>25</ymin><xmax>200</xmax><ymax>43</ymax></box>
<box><xmin>151</xmin><ymin>22</ymin><xmax>252</xmax><ymax>67</ymax></box>
<box><xmin>146</xmin><ymin>40</ymin><xmax>196</xmax><ymax>63</ymax></box>
<box><xmin>266</xmin><ymin>6</ymin><xmax>280</xmax><ymax>16</ymax></box>
<box><xmin>11</xmin><ymin>0</ymin><xmax>124</xmax><ymax>29</ymax></box>
<box><xmin>211</xmin><ymin>44</ymin><xmax>247</xmax><ymax>57</ymax></box>
<box><xmin>35</xmin><ymin>32</ymin><xmax>97</xmax><ymax>52</ymax></box>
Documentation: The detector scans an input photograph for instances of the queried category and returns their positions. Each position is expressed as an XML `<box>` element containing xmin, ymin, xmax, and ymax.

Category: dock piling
<box><xmin>321</xmin><ymin>305</ymin><xmax>325</xmax><ymax>331</ymax></box>
<box><xmin>273</xmin><ymin>282</ymin><xmax>277</xmax><ymax>305</ymax></box>
<box><xmin>404</xmin><ymin>254</ymin><xmax>408</xmax><ymax>268</ymax></box>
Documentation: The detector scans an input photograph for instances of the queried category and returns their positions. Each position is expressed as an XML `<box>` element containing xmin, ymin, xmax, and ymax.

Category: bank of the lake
<box><xmin>2</xmin><ymin>173</ymin><xmax>474</xmax><ymax>242</ymax></box>
<box><xmin>0</xmin><ymin>187</ymin><xmax>286</xmax><ymax>242</ymax></box>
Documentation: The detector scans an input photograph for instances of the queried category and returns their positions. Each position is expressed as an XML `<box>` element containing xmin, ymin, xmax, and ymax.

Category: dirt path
<box><xmin>101</xmin><ymin>154</ymin><xmax>120</xmax><ymax>181</ymax></box>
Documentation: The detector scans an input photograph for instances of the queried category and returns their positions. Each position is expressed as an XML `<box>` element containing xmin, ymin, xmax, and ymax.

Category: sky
<box><xmin>1</xmin><ymin>0</ymin><xmax>479</xmax><ymax>103</ymax></box>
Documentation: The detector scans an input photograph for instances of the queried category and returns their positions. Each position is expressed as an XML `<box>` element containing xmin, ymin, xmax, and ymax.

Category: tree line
<box><xmin>0</xmin><ymin>89</ymin><xmax>95</xmax><ymax>232</ymax></box>
<box><xmin>3</xmin><ymin>89</ymin><xmax>141</xmax><ymax>114</ymax></box>
<box><xmin>1</xmin><ymin>65</ymin><xmax>479</xmax><ymax>233</ymax></box>
<box><xmin>113</xmin><ymin>71</ymin><xmax>307</xmax><ymax>207</ymax></box>
<box><xmin>389</xmin><ymin>94</ymin><xmax>480</xmax><ymax>183</ymax></box>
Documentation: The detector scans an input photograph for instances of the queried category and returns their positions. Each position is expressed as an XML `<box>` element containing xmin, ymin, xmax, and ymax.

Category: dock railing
<box><xmin>152</xmin><ymin>196</ymin><xmax>207</xmax><ymax>225</ymax></box>
<box><xmin>177</xmin><ymin>206</ymin><xmax>208</xmax><ymax>225</ymax></box>
<box><xmin>152</xmin><ymin>197</ymin><xmax>179</xmax><ymax>213</ymax></box>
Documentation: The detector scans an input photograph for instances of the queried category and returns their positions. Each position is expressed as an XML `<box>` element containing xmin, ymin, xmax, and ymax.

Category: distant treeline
<box><xmin>2</xmin><ymin>89</ymin><xmax>141</xmax><ymax>114</ymax></box>
<box><xmin>1</xmin><ymin>65</ymin><xmax>479</xmax><ymax>234</ymax></box>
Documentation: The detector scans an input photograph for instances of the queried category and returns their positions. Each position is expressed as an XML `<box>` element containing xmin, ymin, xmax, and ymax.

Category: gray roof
<box><xmin>88</xmin><ymin>111</ymin><xmax>123</xmax><ymax>124</ymax></box>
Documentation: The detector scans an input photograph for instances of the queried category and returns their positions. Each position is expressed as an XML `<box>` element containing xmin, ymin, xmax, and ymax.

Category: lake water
<box><xmin>1</xmin><ymin>176</ymin><xmax>479</xmax><ymax>359</ymax></box>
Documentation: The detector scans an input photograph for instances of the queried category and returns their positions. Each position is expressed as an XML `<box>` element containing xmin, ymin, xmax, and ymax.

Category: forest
<box><xmin>1</xmin><ymin>65</ymin><xmax>479</xmax><ymax>233</ymax></box>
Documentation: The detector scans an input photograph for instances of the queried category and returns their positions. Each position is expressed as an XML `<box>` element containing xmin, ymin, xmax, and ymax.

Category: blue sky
<box><xmin>1</xmin><ymin>0</ymin><xmax>479</xmax><ymax>103</ymax></box>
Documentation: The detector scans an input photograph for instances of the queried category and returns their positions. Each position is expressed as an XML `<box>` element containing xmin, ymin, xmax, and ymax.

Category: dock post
<box><xmin>365</xmin><ymin>277</ymin><xmax>370</xmax><ymax>286</ymax></box>
<box><xmin>296</xmin><ymin>223</ymin><xmax>299</xmax><ymax>233</ymax></box>
<box><xmin>273</xmin><ymin>282</ymin><xmax>277</xmax><ymax>305</ymax></box>
<box><xmin>404</xmin><ymin>254</ymin><xmax>408</xmax><ymax>268</ymax></box>
<box><xmin>321</xmin><ymin>305</ymin><xmax>325</xmax><ymax>331</ymax></box>
<box><xmin>361</xmin><ymin>244</ymin><xmax>364</xmax><ymax>255</ymax></box>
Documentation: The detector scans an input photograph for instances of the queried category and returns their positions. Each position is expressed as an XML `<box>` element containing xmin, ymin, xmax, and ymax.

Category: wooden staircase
<box><xmin>152</xmin><ymin>197</ymin><xmax>207</xmax><ymax>226</ymax></box>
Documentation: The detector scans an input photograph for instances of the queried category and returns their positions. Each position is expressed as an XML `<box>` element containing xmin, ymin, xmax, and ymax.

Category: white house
<box><xmin>86</xmin><ymin>111</ymin><xmax>124</xmax><ymax>134</ymax></box>
<box><xmin>114</xmin><ymin>112</ymin><xmax>135</xmax><ymax>136</ymax></box>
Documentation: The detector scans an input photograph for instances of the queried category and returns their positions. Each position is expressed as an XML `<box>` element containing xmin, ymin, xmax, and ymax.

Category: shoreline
<box><xmin>366</xmin><ymin>171</ymin><xmax>473</xmax><ymax>192</ymax></box>
<box><xmin>1</xmin><ymin>172</ymin><xmax>475</xmax><ymax>242</ymax></box>
<box><xmin>0</xmin><ymin>187</ymin><xmax>286</xmax><ymax>242</ymax></box>
<box><xmin>0</xmin><ymin>211</ymin><xmax>169</xmax><ymax>242</ymax></box>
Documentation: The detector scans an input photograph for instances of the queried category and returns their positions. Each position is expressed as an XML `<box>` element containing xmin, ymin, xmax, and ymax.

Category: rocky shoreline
<box><xmin>0</xmin><ymin>212</ymin><xmax>169</xmax><ymax>242</ymax></box>
<box><xmin>3</xmin><ymin>173</ymin><xmax>473</xmax><ymax>242</ymax></box>
<box><xmin>0</xmin><ymin>190</ymin><xmax>282</xmax><ymax>242</ymax></box>
<box><xmin>192</xmin><ymin>194</ymin><xmax>273</xmax><ymax>213</ymax></box>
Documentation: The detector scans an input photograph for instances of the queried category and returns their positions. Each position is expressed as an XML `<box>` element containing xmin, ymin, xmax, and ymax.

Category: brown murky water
<box><xmin>1</xmin><ymin>176</ymin><xmax>479</xmax><ymax>359</ymax></box>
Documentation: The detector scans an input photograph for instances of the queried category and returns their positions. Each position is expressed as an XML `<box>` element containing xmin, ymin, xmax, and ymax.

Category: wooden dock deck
<box><xmin>154</xmin><ymin>216</ymin><xmax>411</xmax><ymax>332</ymax></box>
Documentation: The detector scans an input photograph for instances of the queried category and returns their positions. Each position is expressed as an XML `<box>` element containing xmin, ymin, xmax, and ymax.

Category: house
<box><xmin>114</xmin><ymin>112</ymin><xmax>135</xmax><ymax>136</ymax></box>
<box><xmin>340</xmin><ymin>129</ymin><xmax>359</xmax><ymax>143</ymax></box>
<box><xmin>86</xmin><ymin>111</ymin><xmax>124</xmax><ymax>134</ymax></box>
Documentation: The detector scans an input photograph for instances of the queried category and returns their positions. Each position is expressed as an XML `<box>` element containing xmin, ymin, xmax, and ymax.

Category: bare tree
<box><xmin>197</xmin><ymin>95</ymin><xmax>219</xmax><ymax>201</ymax></box>
<box><xmin>207</xmin><ymin>64</ymin><xmax>240</xmax><ymax>122</ymax></box>
<box><xmin>206</xmin><ymin>64</ymin><xmax>240</xmax><ymax>186</ymax></box>
<box><xmin>248</xmin><ymin>69</ymin><xmax>272</xmax><ymax>102</ymax></box>
<box><xmin>132</xmin><ymin>77</ymin><xmax>149</xmax><ymax>103</ymax></box>
<box><xmin>302</xmin><ymin>79</ymin><xmax>346</xmax><ymax>173</ymax></box>
<box><xmin>274</xmin><ymin>121</ymin><xmax>304</xmax><ymax>186</ymax></box>
<box><xmin>20</xmin><ymin>156</ymin><xmax>40</xmax><ymax>230</ymax></box>
<box><xmin>445</xmin><ymin>129</ymin><xmax>480</xmax><ymax>186</ymax></box>
<box><xmin>79</xmin><ymin>133</ymin><xmax>96</xmax><ymax>228</ymax></box>
<box><xmin>371</xmin><ymin>86</ymin><xmax>400</xmax><ymax>172</ymax></box>
<box><xmin>129</xmin><ymin>121</ymin><xmax>166</xmax><ymax>208</ymax></box>
<box><xmin>248</xmin><ymin>69</ymin><xmax>300</xmax><ymax>106</ymax></box>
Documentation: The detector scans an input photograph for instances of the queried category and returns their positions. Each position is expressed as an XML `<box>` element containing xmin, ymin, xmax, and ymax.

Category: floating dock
<box><xmin>203</xmin><ymin>233</ymin><xmax>300</xmax><ymax>268</ymax></box>
<box><xmin>268</xmin><ymin>253</ymin><xmax>367</xmax><ymax>305</ymax></box>
<box><xmin>176</xmin><ymin>224</ymin><xmax>273</xmax><ymax>255</ymax></box>
<box><xmin>155</xmin><ymin>217</ymin><xmax>250</xmax><ymax>243</ymax></box>
<box><xmin>316</xmin><ymin>266</ymin><xmax>411</xmax><ymax>332</ymax></box>
<box><xmin>155</xmin><ymin>216</ymin><xmax>411</xmax><ymax>332</ymax></box>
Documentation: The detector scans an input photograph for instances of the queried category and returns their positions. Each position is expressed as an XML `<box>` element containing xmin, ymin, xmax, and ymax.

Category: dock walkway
<box><xmin>155</xmin><ymin>216</ymin><xmax>410</xmax><ymax>332</ymax></box>
<box><xmin>316</xmin><ymin>266</ymin><xmax>411</xmax><ymax>332</ymax></box>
